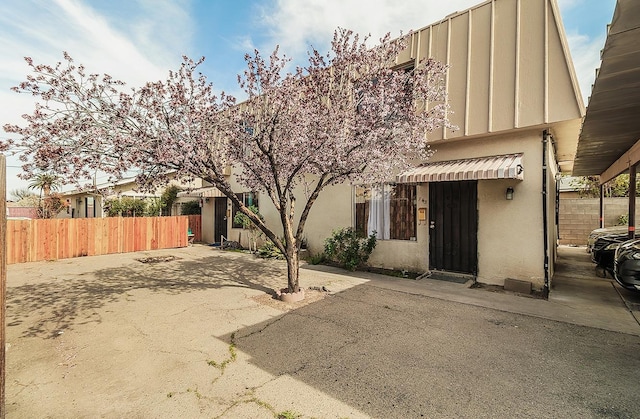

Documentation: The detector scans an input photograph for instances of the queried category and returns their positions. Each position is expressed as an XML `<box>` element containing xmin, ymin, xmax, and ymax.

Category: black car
<box><xmin>614</xmin><ymin>239</ymin><xmax>640</xmax><ymax>292</ymax></box>
<box><xmin>587</xmin><ymin>226</ymin><xmax>628</xmax><ymax>253</ymax></box>
<box><xmin>591</xmin><ymin>233</ymin><xmax>629</xmax><ymax>277</ymax></box>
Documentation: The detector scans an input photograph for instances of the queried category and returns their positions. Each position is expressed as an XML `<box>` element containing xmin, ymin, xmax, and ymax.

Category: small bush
<box><xmin>277</xmin><ymin>411</ymin><xmax>301</xmax><ymax>419</ymax></box>
<box><xmin>257</xmin><ymin>240</ymin><xmax>285</xmax><ymax>260</ymax></box>
<box><xmin>324</xmin><ymin>227</ymin><xmax>377</xmax><ymax>271</ymax></box>
<box><xmin>233</xmin><ymin>205</ymin><xmax>263</xmax><ymax>252</ymax></box>
<box><xmin>309</xmin><ymin>253</ymin><xmax>326</xmax><ymax>265</ymax></box>
<box><xmin>181</xmin><ymin>200</ymin><xmax>201</xmax><ymax>215</ymax></box>
<box><xmin>105</xmin><ymin>196</ymin><xmax>147</xmax><ymax>217</ymax></box>
<box><xmin>618</xmin><ymin>214</ymin><xmax>629</xmax><ymax>226</ymax></box>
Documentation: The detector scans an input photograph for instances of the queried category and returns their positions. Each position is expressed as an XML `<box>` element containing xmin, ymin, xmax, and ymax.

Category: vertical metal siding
<box><xmin>408</xmin><ymin>0</ymin><xmax>582</xmax><ymax>141</ymax></box>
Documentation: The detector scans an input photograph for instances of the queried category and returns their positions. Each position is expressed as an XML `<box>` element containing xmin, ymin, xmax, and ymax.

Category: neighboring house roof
<box><xmin>115</xmin><ymin>191</ymin><xmax>159</xmax><ymax>198</ymax></box>
<box><xmin>60</xmin><ymin>173</ymin><xmax>204</xmax><ymax>198</ymax></box>
<box><xmin>558</xmin><ymin>176</ymin><xmax>584</xmax><ymax>193</ymax></box>
<box><xmin>398</xmin><ymin>0</ymin><xmax>583</xmax><ymax>172</ymax></box>
<box><xmin>59</xmin><ymin>177</ymin><xmax>138</xmax><ymax>197</ymax></box>
<box><xmin>573</xmin><ymin>0</ymin><xmax>640</xmax><ymax>180</ymax></box>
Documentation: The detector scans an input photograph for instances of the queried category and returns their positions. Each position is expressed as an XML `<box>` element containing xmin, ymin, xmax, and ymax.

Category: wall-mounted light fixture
<box><xmin>506</xmin><ymin>187</ymin><xmax>514</xmax><ymax>200</ymax></box>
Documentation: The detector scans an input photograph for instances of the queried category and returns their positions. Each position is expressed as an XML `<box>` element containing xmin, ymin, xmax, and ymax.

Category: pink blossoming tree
<box><xmin>3</xmin><ymin>29</ymin><xmax>450</xmax><ymax>295</ymax></box>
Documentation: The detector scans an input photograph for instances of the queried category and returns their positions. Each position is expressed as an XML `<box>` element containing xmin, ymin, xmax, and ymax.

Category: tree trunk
<box><xmin>285</xmin><ymin>246</ymin><xmax>300</xmax><ymax>293</ymax></box>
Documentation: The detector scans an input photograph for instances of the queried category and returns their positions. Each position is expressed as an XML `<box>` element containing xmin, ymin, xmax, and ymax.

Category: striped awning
<box><xmin>397</xmin><ymin>153</ymin><xmax>524</xmax><ymax>183</ymax></box>
<box><xmin>177</xmin><ymin>186</ymin><xmax>225</xmax><ymax>198</ymax></box>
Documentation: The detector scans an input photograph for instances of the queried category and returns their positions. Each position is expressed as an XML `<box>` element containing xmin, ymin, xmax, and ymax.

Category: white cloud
<box><xmin>231</xmin><ymin>35</ymin><xmax>257</xmax><ymax>54</ymax></box>
<box><xmin>0</xmin><ymin>0</ymin><xmax>193</xmax><ymax>190</ymax></box>
<box><xmin>565</xmin><ymin>32</ymin><xmax>605</xmax><ymax>104</ymax></box>
<box><xmin>257</xmin><ymin>0</ymin><xmax>480</xmax><ymax>58</ymax></box>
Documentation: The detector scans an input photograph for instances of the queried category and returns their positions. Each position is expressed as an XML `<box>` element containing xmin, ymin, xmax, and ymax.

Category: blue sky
<box><xmin>1</xmin><ymin>0</ymin><xmax>616</xmax><ymax>193</ymax></box>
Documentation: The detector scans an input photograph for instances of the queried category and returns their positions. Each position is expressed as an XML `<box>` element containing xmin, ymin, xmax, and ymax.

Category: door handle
<box><xmin>429</xmin><ymin>221</ymin><xmax>435</xmax><ymax>229</ymax></box>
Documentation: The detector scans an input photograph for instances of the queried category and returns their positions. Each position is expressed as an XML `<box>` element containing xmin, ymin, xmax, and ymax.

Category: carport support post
<box><xmin>629</xmin><ymin>163</ymin><xmax>636</xmax><ymax>240</ymax></box>
<box><xmin>599</xmin><ymin>183</ymin><xmax>604</xmax><ymax>228</ymax></box>
<box><xmin>0</xmin><ymin>155</ymin><xmax>6</xmax><ymax>418</ymax></box>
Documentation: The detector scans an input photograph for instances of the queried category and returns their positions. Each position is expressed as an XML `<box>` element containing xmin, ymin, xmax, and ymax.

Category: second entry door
<box><xmin>214</xmin><ymin>197</ymin><xmax>228</xmax><ymax>243</ymax></box>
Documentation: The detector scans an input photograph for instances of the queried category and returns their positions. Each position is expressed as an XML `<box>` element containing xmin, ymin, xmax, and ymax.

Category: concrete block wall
<box><xmin>558</xmin><ymin>197</ymin><xmax>640</xmax><ymax>246</ymax></box>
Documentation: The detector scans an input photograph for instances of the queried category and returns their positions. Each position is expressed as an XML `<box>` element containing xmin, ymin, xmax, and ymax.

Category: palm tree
<box><xmin>28</xmin><ymin>173</ymin><xmax>60</xmax><ymax>197</ymax></box>
<box><xmin>28</xmin><ymin>173</ymin><xmax>62</xmax><ymax>218</ymax></box>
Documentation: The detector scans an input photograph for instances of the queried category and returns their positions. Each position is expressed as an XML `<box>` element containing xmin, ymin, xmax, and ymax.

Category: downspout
<box><xmin>542</xmin><ymin>130</ymin><xmax>550</xmax><ymax>298</ymax></box>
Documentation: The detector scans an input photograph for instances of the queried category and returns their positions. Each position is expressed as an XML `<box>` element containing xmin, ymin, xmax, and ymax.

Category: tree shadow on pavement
<box><xmin>7</xmin><ymin>251</ymin><xmax>287</xmax><ymax>339</ymax></box>
<box><xmin>225</xmin><ymin>283</ymin><xmax>640</xmax><ymax>419</ymax></box>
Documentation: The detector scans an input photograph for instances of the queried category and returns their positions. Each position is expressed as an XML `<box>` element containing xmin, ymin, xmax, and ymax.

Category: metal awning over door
<box><xmin>177</xmin><ymin>186</ymin><xmax>225</xmax><ymax>198</ymax></box>
<box><xmin>397</xmin><ymin>153</ymin><xmax>524</xmax><ymax>183</ymax></box>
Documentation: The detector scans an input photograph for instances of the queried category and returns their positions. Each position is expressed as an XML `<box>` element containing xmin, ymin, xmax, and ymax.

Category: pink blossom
<box><xmin>2</xmin><ymin>28</ymin><xmax>450</xmax><ymax>293</ymax></box>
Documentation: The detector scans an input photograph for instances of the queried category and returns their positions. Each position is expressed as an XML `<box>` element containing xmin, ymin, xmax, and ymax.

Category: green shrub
<box><xmin>181</xmin><ymin>200</ymin><xmax>201</xmax><ymax>215</ymax></box>
<box><xmin>309</xmin><ymin>253</ymin><xmax>326</xmax><ymax>265</ymax></box>
<box><xmin>257</xmin><ymin>240</ymin><xmax>285</xmax><ymax>260</ymax></box>
<box><xmin>144</xmin><ymin>198</ymin><xmax>162</xmax><ymax>217</ymax></box>
<box><xmin>233</xmin><ymin>205</ymin><xmax>263</xmax><ymax>252</ymax></box>
<box><xmin>618</xmin><ymin>214</ymin><xmax>629</xmax><ymax>226</ymax></box>
<box><xmin>160</xmin><ymin>185</ymin><xmax>181</xmax><ymax>216</ymax></box>
<box><xmin>105</xmin><ymin>196</ymin><xmax>147</xmax><ymax>217</ymax></box>
<box><xmin>324</xmin><ymin>227</ymin><xmax>377</xmax><ymax>271</ymax></box>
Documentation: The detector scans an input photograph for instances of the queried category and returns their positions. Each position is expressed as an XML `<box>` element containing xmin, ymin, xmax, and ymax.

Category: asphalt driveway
<box><xmin>5</xmin><ymin>245</ymin><xmax>640</xmax><ymax>418</ymax></box>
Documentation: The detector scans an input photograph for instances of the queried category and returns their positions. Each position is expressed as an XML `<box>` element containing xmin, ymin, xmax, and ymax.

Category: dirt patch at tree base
<box><xmin>251</xmin><ymin>288</ymin><xmax>331</xmax><ymax>311</ymax></box>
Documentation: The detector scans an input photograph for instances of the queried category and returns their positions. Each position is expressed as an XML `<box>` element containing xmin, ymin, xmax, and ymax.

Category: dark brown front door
<box><xmin>214</xmin><ymin>197</ymin><xmax>228</xmax><ymax>243</ymax></box>
<box><xmin>429</xmin><ymin>181</ymin><xmax>478</xmax><ymax>274</ymax></box>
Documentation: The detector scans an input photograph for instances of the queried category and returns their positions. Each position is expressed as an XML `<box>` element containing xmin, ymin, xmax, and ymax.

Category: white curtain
<box><xmin>367</xmin><ymin>184</ymin><xmax>391</xmax><ymax>239</ymax></box>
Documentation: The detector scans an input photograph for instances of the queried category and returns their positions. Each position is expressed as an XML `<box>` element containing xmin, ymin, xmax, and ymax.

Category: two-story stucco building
<box><xmin>201</xmin><ymin>0</ymin><xmax>584</xmax><ymax>294</ymax></box>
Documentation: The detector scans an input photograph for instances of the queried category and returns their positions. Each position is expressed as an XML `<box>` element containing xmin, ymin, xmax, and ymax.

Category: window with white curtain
<box><xmin>355</xmin><ymin>183</ymin><xmax>416</xmax><ymax>240</ymax></box>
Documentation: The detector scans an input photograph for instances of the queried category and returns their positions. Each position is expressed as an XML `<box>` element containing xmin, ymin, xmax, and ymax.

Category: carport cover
<box><xmin>397</xmin><ymin>153</ymin><xmax>524</xmax><ymax>183</ymax></box>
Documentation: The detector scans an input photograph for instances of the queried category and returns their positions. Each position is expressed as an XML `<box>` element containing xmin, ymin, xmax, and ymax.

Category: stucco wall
<box><xmin>289</xmin><ymin>182</ymin><xmax>354</xmax><ymax>255</ymax></box>
<box><xmin>201</xmin><ymin>175</ymin><xmax>355</xmax><ymax>251</ymax></box>
<box><xmin>237</xmin><ymin>181</ymin><xmax>353</xmax><ymax>254</ymax></box>
<box><xmin>230</xmin><ymin>128</ymin><xmax>554</xmax><ymax>289</ymax></box>
<box><xmin>431</xmin><ymin>129</ymin><xmax>547</xmax><ymax>288</ymax></box>
<box><xmin>285</xmin><ymin>128</ymin><xmax>551</xmax><ymax>288</ymax></box>
<box><xmin>203</xmin><ymin>127</ymin><xmax>557</xmax><ymax>290</ymax></box>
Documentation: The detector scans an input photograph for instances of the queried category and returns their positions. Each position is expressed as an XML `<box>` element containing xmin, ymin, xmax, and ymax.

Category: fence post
<box><xmin>1</xmin><ymin>155</ymin><xmax>6</xmax><ymax>417</ymax></box>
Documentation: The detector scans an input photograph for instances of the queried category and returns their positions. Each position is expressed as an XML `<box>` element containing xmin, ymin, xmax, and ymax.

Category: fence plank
<box><xmin>1</xmin><ymin>155</ymin><xmax>6</xmax><ymax>415</ymax></box>
<box><xmin>86</xmin><ymin>219</ymin><xmax>96</xmax><ymax>257</ymax></box>
<box><xmin>188</xmin><ymin>215</ymin><xmax>202</xmax><ymax>242</ymax></box>
<box><xmin>6</xmin><ymin>216</ymin><xmax>190</xmax><ymax>264</ymax></box>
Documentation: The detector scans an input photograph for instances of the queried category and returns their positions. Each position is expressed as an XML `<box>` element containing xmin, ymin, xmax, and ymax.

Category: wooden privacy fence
<box><xmin>6</xmin><ymin>216</ymin><xmax>192</xmax><ymax>265</ymax></box>
<box><xmin>187</xmin><ymin>214</ymin><xmax>202</xmax><ymax>242</ymax></box>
